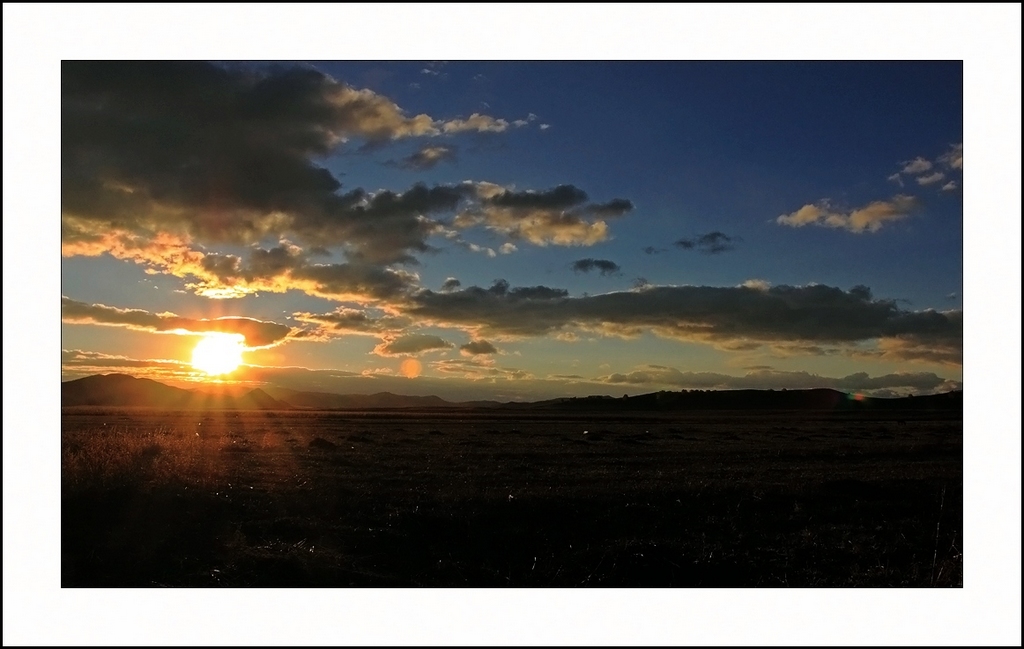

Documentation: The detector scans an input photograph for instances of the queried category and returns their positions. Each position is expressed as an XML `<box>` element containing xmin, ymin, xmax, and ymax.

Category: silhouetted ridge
<box><xmin>62</xmin><ymin>374</ymin><xmax>962</xmax><ymax>411</ymax></box>
<box><xmin>263</xmin><ymin>387</ymin><xmax>454</xmax><ymax>409</ymax></box>
<box><xmin>526</xmin><ymin>388</ymin><xmax>962</xmax><ymax>411</ymax></box>
<box><xmin>61</xmin><ymin>374</ymin><xmax>291</xmax><ymax>409</ymax></box>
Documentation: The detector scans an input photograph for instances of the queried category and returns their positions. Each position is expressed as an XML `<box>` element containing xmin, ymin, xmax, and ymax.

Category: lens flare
<box><xmin>191</xmin><ymin>334</ymin><xmax>245</xmax><ymax>375</ymax></box>
<box><xmin>399</xmin><ymin>358</ymin><xmax>422</xmax><ymax>378</ymax></box>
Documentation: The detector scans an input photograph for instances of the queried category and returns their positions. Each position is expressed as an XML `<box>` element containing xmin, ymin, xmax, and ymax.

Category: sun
<box><xmin>191</xmin><ymin>334</ymin><xmax>245</xmax><ymax>375</ymax></box>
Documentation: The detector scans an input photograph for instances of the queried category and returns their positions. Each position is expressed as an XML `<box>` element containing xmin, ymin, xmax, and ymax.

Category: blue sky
<box><xmin>56</xmin><ymin>58</ymin><xmax>967</xmax><ymax>399</ymax></box>
<box><xmin>4</xmin><ymin>4</ymin><xmax>1021</xmax><ymax>644</ymax></box>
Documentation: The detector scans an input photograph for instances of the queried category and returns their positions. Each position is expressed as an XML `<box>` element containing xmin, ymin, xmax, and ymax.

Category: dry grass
<box><xmin>62</xmin><ymin>407</ymin><xmax>963</xmax><ymax>587</ymax></box>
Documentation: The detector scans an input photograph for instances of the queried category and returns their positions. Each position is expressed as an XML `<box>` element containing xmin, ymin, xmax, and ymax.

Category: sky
<box><xmin>4</xmin><ymin>4</ymin><xmax>1021</xmax><ymax>646</ymax></box>
<box><xmin>59</xmin><ymin>59</ymin><xmax>965</xmax><ymax>400</ymax></box>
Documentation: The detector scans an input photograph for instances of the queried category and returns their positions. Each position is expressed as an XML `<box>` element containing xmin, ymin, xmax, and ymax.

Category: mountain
<box><xmin>526</xmin><ymin>388</ymin><xmax>963</xmax><ymax>412</ymax></box>
<box><xmin>262</xmin><ymin>387</ymin><xmax>468</xmax><ymax>409</ymax></box>
<box><xmin>62</xmin><ymin>373</ymin><xmax>194</xmax><ymax>408</ymax></box>
<box><xmin>61</xmin><ymin>374</ymin><xmax>291</xmax><ymax>409</ymax></box>
<box><xmin>62</xmin><ymin>373</ymin><xmax>962</xmax><ymax>412</ymax></box>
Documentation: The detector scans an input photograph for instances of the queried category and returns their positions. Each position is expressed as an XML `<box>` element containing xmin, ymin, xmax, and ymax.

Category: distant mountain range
<box><xmin>61</xmin><ymin>374</ymin><xmax>291</xmax><ymax>410</ymax></box>
<box><xmin>61</xmin><ymin>373</ymin><xmax>962</xmax><ymax>412</ymax></box>
<box><xmin>519</xmin><ymin>387</ymin><xmax>962</xmax><ymax>412</ymax></box>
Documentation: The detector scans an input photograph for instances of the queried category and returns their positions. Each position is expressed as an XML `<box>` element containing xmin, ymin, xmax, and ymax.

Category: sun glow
<box><xmin>400</xmin><ymin>358</ymin><xmax>422</xmax><ymax>378</ymax></box>
<box><xmin>191</xmin><ymin>334</ymin><xmax>245</xmax><ymax>375</ymax></box>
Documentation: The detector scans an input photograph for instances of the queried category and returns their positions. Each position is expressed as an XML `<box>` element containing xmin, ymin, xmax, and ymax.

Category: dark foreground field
<box><xmin>62</xmin><ymin>408</ymin><xmax>962</xmax><ymax>587</ymax></box>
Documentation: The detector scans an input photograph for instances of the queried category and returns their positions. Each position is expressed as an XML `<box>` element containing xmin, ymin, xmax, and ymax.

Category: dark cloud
<box><xmin>440</xmin><ymin>278</ymin><xmax>462</xmax><ymax>292</ymax></box>
<box><xmin>291</xmin><ymin>308</ymin><xmax>409</xmax><ymax>336</ymax></box>
<box><xmin>373</xmin><ymin>334</ymin><xmax>454</xmax><ymax>357</ymax></box>
<box><xmin>387</xmin><ymin>145</ymin><xmax>457</xmax><ymax>171</ymax></box>
<box><xmin>455</xmin><ymin>183</ymin><xmax>634</xmax><ymax>247</ymax></box>
<box><xmin>403</xmin><ymin>282</ymin><xmax>961</xmax><ymax>363</ymax></box>
<box><xmin>642</xmin><ymin>246</ymin><xmax>666</xmax><ymax>255</ymax></box>
<box><xmin>674</xmin><ymin>231</ymin><xmax>739</xmax><ymax>254</ymax></box>
<box><xmin>194</xmin><ymin>243</ymin><xmax>419</xmax><ymax>301</ymax></box>
<box><xmin>571</xmin><ymin>258</ymin><xmax>621</xmax><ymax>276</ymax></box>
<box><xmin>61</xmin><ymin>296</ymin><xmax>294</xmax><ymax>347</ymax></box>
<box><xmin>62</xmin><ymin>62</ymin><xmax>638</xmax><ymax>294</ymax></box>
<box><xmin>460</xmin><ymin>340</ymin><xmax>498</xmax><ymax>355</ymax></box>
<box><xmin>487</xmin><ymin>185</ymin><xmax>588</xmax><ymax>210</ymax></box>
<box><xmin>60</xmin><ymin>62</ymin><xmax>528</xmax><ymax>267</ymax></box>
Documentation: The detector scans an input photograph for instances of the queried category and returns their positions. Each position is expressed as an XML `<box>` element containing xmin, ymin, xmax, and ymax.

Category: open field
<box><xmin>62</xmin><ymin>407</ymin><xmax>962</xmax><ymax>587</ymax></box>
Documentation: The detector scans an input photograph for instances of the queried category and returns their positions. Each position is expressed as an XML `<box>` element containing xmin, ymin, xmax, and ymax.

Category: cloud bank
<box><xmin>61</xmin><ymin>296</ymin><xmax>294</xmax><ymax>347</ymax></box>
<box><xmin>62</xmin><ymin>62</ymin><xmax>634</xmax><ymax>294</ymax></box>
<box><xmin>403</xmin><ymin>281</ymin><xmax>961</xmax><ymax>364</ymax></box>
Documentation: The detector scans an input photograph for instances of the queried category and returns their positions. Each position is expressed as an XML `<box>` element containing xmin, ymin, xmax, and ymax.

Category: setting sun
<box><xmin>191</xmin><ymin>334</ymin><xmax>245</xmax><ymax>375</ymax></box>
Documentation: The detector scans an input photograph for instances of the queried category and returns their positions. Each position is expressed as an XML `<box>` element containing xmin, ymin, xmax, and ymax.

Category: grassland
<box><xmin>62</xmin><ymin>407</ymin><xmax>962</xmax><ymax>587</ymax></box>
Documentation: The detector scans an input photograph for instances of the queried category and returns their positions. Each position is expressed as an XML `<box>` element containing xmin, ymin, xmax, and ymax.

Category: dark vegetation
<box><xmin>63</xmin><ymin>400</ymin><xmax>962</xmax><ymax>587</ymax></box>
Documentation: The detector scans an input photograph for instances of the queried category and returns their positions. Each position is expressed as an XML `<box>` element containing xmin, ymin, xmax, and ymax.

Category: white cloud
<box><xmin>939</xmin><ymin>142</ymin><xmax>963</xmax><ymax>170</ymax></box>
<box><xmin>901</xmin><ymin>157</ymin><xmax>933</xmax><ymax>174</ymax></box>
<box><xmin>777</xmin><ymin>195</ymin><xmax>918</xmax><ymax>233</ymax></box>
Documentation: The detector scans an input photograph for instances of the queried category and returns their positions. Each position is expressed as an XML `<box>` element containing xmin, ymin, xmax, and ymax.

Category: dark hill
<box><xmin>62</xmin><ymin>374</ymin><xmax>961</xmax><ymax>412</ymax></box>
<box><xmin>262</xmin><ymin>387</ymin><xmax>455</xmax><ymax>410</ymax></box>
<box><xmin>62</xmin><ymin>373</ymin><xmax>194</xmax><ymax>408</ymax></box>
<box><xmin>531</xmin><ymin>388</ymin><xmax>962</xmax><ymax>412</ymax></box>
<box><xmin>61</xmin><ymin>374</ymin><xmax>291</xmax><ymax>409</ymax></box>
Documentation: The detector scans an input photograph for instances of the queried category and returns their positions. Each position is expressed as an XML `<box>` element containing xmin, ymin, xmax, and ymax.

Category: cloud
<box><xmin>642</xmin><ymin>246</ymin><xmax>666</xmax><ymax>255</ymax></box>
<box><xmin>942</xmin><ymin>180</ymin><xmax>959</xmax><ymax>192</ymax></box>
<box><xmin>741</xmin><ymin>279</ymin><xmax>771</xmax><ymax>291</ymax></box>
<box><xmin>498</xmin><ymin>243</ymin><xmax>518</xmax><ymax>254</ymax></box>
<box><xmin>291</xmin><ymin>308</ymin><xmax>410</xmax><ymax>336</ymax></box>
<box><xmin>457</xmin><ymin>184</ymin><xmax>634</xmax><ymax>247</ymax></box>
<box><xmin>388</xmin><ymin>145</ymin><xmax>457</xmax><ymax>170</ymax></box>
<box><xmin>62</xmin><ymin>61</ymin><xmax>635</xmax><ymax>293</ymax></box>
<box><xmin>190</xmin><ymin>242</ymin><xmax>421</xmax><ymax>300</ymax></box>
<box><xmin>571</xmin><ymin>258</ymin><xmax>621</xmax><ymax>276</ymax></box>
<box><xmin>460</xmin><ymin>340</ymin><xmax>498</xmax><ymax>356</ymax></box>
<box><xmin>916</xmin><ymin>171</ymin><xmax>945</xmax><ymax>185</ymax></box>
<box><xmin>61</xmin><ymin>296</ymin><xmax>294</xmax><ymax>347</ymax></box>
<box><xmin>440</xmin><ymin>278</ymin><xmax>462</xmax><ymax>292</ymax></box>
<box><xmin>938</xmin><ymin>142</ymin><xmax>963</xmax><ymax>170</ymax></box>
<box><xmin>674</xmin><ymin>231</ymin><xmax>740</xmax><ymax>254</ymax></box>
<box><xmin>441</xmin><ymin>113</ymin><xmax>511</xmax><ymax>134</ymax></box>
<box><xmin>901</xmin><ymin>157</ymin><xmax>933</xmax><ymax>174</ymax></box>
<box><xmin>402</xmin><ymin>281</ymin><xmax>961</xmax><ymax>364</ymax></box>
<box><xmin>373</xmin><ymin>334</ymin><xmax>454</xmax><ymax>356</ymax></box>
<box><xmin>887</xmin><ymin>172</ymin><xmax>904</xmax><ymax>187</ymax></box>
<box><xmin>62</xmin><ymin>62</ymin><xmax>554</xmax><ymax>270</ymax></box>
<box><xmin>777</xmin><ymin>195</ymin><xmax>918</xmax><ymax>233</ymax></box>
<box><xmin>61</xmin><ymin>349</ymin><xmax>194</xmax><ymax>379</ymax></box>
<box><xmin>600</xmin><ymin>365</ymin><xmax>959</xmax><ymax>395</ymax></box>
<box><xmin>429</xmin><ymin>357</ymin><xmax>530</xmax><ymax>380</ymax></box>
